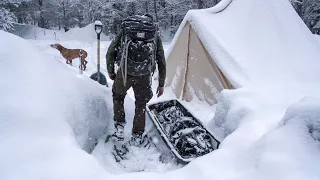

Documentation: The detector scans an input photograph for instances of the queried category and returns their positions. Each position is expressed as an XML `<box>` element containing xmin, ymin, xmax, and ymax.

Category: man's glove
<box><xmin>109</xmin><ymin>73</ymin><xmax>116</xmax><ymax>80</ymax></box>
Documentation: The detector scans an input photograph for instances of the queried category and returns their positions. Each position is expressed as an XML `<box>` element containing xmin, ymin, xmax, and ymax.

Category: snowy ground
<box><xmin>3</xmin><ymin>27</ymin><xmax>320</xmax><ymax>180</ymax></box>
<box><xmin>2</xmin><ymin>0</ymin><xmax>320</xmax><ymax>179</ymax></box>
<box><xmin>24</xmin><ymin>30</ymin><xmax>207</xmax><ymax>174</ymax></box>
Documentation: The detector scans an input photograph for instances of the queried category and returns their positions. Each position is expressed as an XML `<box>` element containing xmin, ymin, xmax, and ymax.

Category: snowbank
<box><xmin>2</xmin><ymin>0</ymin><xmax>320</xmax><ymax>178</ymax></box>
<box><xmin>164</xmin><ymin>0</ymin><xmax>320</xmax><ymax>178</ymax></box>
<box><xmin>9</xmin><ymin>23</ymin><xmax>71</xmax><ymax>41</ymax></box>
<box><xmin>281</xmin><ymin>97</ymin><xmax>320</xmax><ymax>142</ymax></box>
<box><xmin>112</xmin><ymin>98</ymin><xmax>320</xmax><ymax>180</ymax></box>
<box><xmin>9</xmin><ymin>23</ymin><xmax>109</xmax><ymax>42</ymax></box>
<box><xmin>313</xmin><ymin>34</ymin><xmax>320</xmax><ymax>47</ymax></box>
<box><xmin>66</xmin><ymin>23</ymin><xmax>109</xmax><ymax>42</ymax></box>
<box><xmin>185</xmin><ymin>0</ymin><xmax>320</xmax><ymax>145</ymax></box>
<box><xmin>0</xmin><ymin>30</ymin><xmax>114</xmax><ymax>179</ymax></box>
<box><xmin>3</xmin><ymin>30</ymin><xmax>319</xmax><ymax>180</ymax></box>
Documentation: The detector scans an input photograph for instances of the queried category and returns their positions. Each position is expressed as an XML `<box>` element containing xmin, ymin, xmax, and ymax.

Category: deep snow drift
<box><xmin>188</xmin><ymin>0</ymin><xmax>320</xmax><ymax>145</ymax></box>
<box><xmin>0</xmin><ymin>30</ymin><xmax>181</xmax><ymax>178</ymax></box>
<box><xmin>0</xmin><ymin>30</ymin><xmax>112</xmax><ymax>179</ymax></box>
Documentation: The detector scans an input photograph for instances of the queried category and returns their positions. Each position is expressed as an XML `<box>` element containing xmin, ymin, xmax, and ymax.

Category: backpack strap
<box><xmin>152</xmin><ymin>26</ymin><xmax>159</xmax><ymax>77</ymax></box>
<box><xmin>119</xmin><ymin>35</ymin><xmax>132</xmax><ymax>87</ymax></box>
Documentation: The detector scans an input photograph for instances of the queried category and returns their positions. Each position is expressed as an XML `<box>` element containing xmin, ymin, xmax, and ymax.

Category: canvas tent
<box><xmin>165</xmin><ymin>0</ymin><xmax>320</xmax><ymax>105</ymax></box>
<box><xmin>165</xmin><ymin>0</ymin><xmax>240</xmax><ymax>105</ymax></box>
<box><xmin>165</xmin><ymin>20</ymin><xmax>233</xmax><ymax>105</ymax></box>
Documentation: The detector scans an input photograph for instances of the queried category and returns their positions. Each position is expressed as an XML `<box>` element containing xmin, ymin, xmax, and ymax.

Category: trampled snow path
<box><xmin>29</xmin><ymin>39</ymin><xmax>188</xmax><ymax>173</ymax></box>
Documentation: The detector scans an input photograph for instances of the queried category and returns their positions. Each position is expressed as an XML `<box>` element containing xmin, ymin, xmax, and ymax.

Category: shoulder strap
<box><xmin>154</xmin><ymin>31</ymin><xmax>158</xmax><ymax>62</ymax></box>
<box><xmin>152</xmin><ymin>27</ymin><xmax>158</xmax><ymax>77</ymax></box>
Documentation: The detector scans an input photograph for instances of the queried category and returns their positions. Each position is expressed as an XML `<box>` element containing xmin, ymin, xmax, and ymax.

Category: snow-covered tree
<box><xmin>0</xmin><ymin>7</ymin><xmax>17</xmax><ymax>31</ymax></box>
<box><xmin>289</xmin><ymin>0</ymin><xmax>320</xmax><ymax>34</ymax></box>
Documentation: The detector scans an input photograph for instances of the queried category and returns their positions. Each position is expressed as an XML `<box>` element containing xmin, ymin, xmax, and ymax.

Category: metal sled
<box><xmin>146</xmin><ymin>99</ymin><xmax>220</xmax><ymax>164</ymax></box>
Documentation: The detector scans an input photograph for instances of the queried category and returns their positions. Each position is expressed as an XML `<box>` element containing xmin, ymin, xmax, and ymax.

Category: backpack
<box><xmin>116</xmin><ymin>15</ymin><xmax>158</xmax><ymax>78</ymax></box>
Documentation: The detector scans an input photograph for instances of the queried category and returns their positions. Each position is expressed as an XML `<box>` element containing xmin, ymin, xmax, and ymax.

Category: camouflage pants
<box><xmin>112</xmin><ymin>70</ymin><xmax>153</xmax><ymax>135</ymax></box>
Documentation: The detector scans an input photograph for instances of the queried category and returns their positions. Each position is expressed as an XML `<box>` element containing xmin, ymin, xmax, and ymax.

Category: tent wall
<box><xmin>166</xmin><ymin>22</ymin><xmax>232</xmax><ymax>105</ymax></box>
<box><xmin>165</xmin><ymin>23</ymin><xmax>190</xmax><ymax>99</ymax></box>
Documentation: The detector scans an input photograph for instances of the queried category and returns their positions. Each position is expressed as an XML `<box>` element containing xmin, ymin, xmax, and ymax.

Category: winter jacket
<box><xmin>106</xmin><ymin>30</ymin><xmax>166</xmax><ymax>87</ymax></box>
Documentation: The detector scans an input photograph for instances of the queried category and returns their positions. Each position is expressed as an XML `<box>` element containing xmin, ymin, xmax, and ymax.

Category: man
<box><xmin>106</xmin><ymin>14</ymin><xmax>166</xmax><ymax>147</ymax></box>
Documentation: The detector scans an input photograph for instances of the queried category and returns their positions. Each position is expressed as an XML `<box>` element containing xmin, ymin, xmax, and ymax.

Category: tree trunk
<box><xmin>58</xmin><ymin>18</ymin><xmax>61</xmax><ymax>30</ymax></box>
<box><xmin>38</xmin><ymin>0</ymin><xmax>45</xmax><ymax>28</ymax></box>
<box><xmin>153</xmin><ymin>0</ymin><xmax>158</xmax><ymax>23</ymax></box>
<box><xmin>63</xmin><ymin>1</ymin><xmax>67</xmax><ymax>30</ymax></box>
<box><xmin>145</xmin><ymin>1</ymin><xmax>149</xmax><ymax>13</ymax></box>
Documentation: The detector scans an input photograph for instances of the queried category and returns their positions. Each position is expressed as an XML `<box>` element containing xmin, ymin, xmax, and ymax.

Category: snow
<box><xmin>92</xmin><ymin>136</ymin><xmax>178</xmax><ymax>173</ymax></box>
<box><xmin>2</xmin><ymin>0</ymin><xmax>320</xmax><ymax>178</ymax></box>
<box><xmin>0</xmin><ymin>27</ymin><xmax>179</xmax><ymax>178</ymax></box>
<box><xmin>185</xmin><ymin>0</ymin><xmax>320</xmax><ymax>144</ymax></box>
<box><xmin>313</xmin><ymin>34</ymin><xmax>320</xmax><ymax>47</ymax></box>
<box><xmin>169</xmin><ymin>0</ymin><xmax>320</xmax><ymax>178</ymax></box>
<box><xmin>67</xmin><ymin>23</ymin><xmax>109</xmax><ymax>42</ymax></box>
<box><xmin>95</xmin><ymin>20</ymin><xmax>103</xmax><ymax>26</ymax></box>
<box><xmin>9</xmin><ymin>23</ymin><xmax>109</xmax><ymax>42</ymax></box>
<box><xmin>0</xmin><ymin>30</ymin><xmax>112</xmax><ymax>179</ymax></box>
<box><xmin>169</xmin><ymin>0</ymin><xmax>320</xmax><ymax>88</ymax></box>
<box><xmin>166</xmin><ymin>0</ymin><xmax>320</xmax><ymax>139</ymax></box>
<box><xmin>207</xmin><ymin>0</ymin><xmax>233</xmax><ymax>13</ymax></box>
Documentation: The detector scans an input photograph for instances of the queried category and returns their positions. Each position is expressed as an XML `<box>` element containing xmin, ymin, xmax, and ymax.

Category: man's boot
<box><xmin>112</xmin><ymin>124</ymin><xmax>124</xmax><ymax>141</ymax></box>
<box><xmin>111</xmin><ymin>124</ymin><xmax>128</xmax><ymax>161</ymax></box>
<box><xmin>128</xmin><ymin>133</ymin><xmax>151</xmax><ymax>148</ymax></box>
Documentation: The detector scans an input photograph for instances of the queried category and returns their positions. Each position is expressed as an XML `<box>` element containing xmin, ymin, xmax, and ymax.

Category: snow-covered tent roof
<box><xmin>165</xmin><ymin>0</ymin><xmax>320</xmax><ymax>105</ymax></box>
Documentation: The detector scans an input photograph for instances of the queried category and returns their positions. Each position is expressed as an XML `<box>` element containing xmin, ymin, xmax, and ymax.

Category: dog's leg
<box><xmin>82</xmin><ymin>61</ymin><xmax>86</xmax><ymax>71</ymax></box>
<box><xmin>81</xmin><ymin>57</ymin><xmax>87</xmax><ymax>71</ymax></box>
<box><xmin>66</xmin><ymin>58</ymin><xmax>72</xmax><ymax>65</ymax></box>
<box><xmin>79</xmin><ymin>59</ymin><xmax>84</xmax><ymax>71</ymax></box>
<box><xmin>84</xmin><ymin>60</ymin><xmax>88</xmax><ymax>71</ymax></box>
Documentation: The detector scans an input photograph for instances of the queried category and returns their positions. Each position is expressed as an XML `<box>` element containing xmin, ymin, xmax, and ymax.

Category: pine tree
<box><xmin>0</xmin><ymin>0</ymin><xmax>17</xmax><ymax>31</ymax></box>
<box><xmin>0</xmin><ymin>7</ymin><xmax>17</xmax><ymax>31</ymax></box>
<box><xmin>290</xmin><ymin>0</ymin><xmax>320</xmax><ymax>34</ymax></box>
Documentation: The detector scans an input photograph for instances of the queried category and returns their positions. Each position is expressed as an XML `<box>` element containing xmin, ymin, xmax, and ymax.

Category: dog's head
<box><xmin>50</xmin><ymin>43</ymin><xmax>62</xmax><ymax>51</ymax></box>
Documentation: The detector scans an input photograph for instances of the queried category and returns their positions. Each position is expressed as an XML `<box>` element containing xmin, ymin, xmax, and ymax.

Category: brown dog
<box><xmin>50</xmin><ymin>43</ymin><xmax>88</xmax><ymax>71</ymax></box>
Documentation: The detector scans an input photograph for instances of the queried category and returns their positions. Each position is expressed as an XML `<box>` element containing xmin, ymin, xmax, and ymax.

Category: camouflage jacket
<box><xmin>106</xmin><ymin>30</ymin><xmax>166</xmax><ymax>87</ymax></box>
